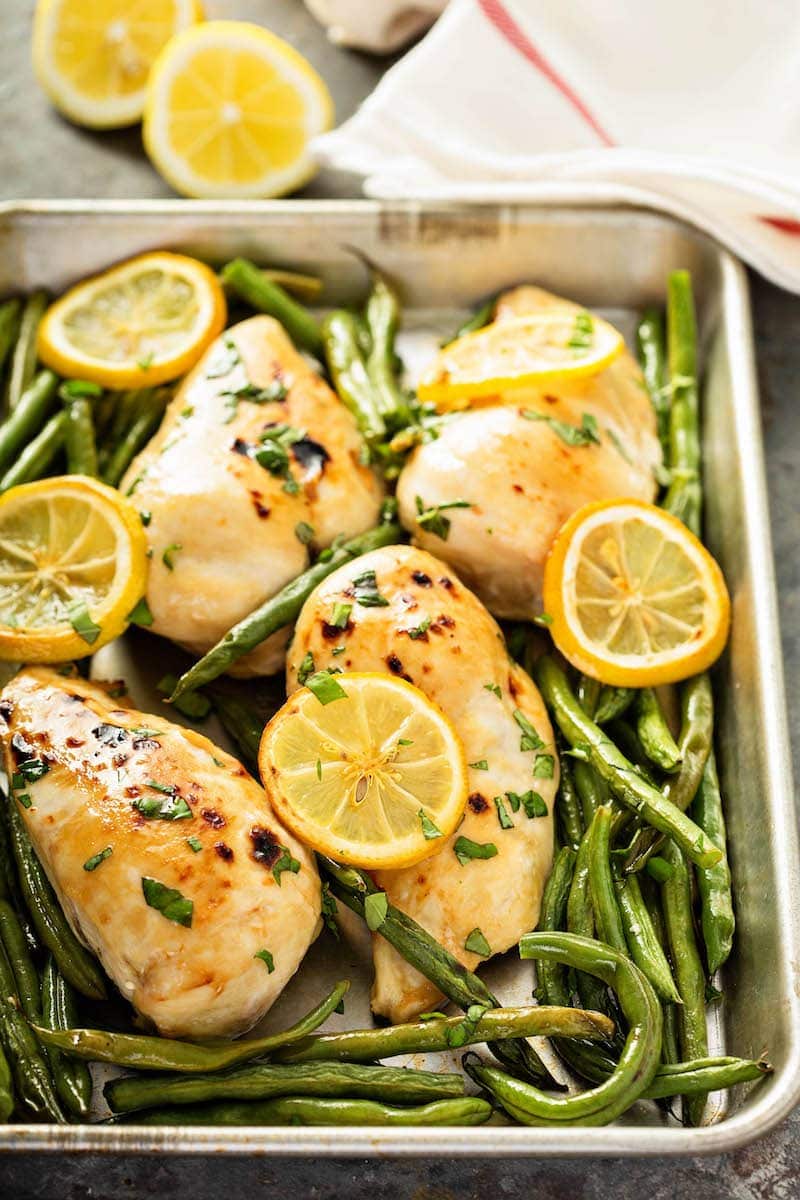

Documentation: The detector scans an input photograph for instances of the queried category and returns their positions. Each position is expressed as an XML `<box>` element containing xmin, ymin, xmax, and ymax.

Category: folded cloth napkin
<box><xmin>314</xmin><ymin>0</ymin><xmax>800</xmax><ymax>292</ymax></box>
<box><xmin>304</xmin><ymin>0</ymin><xmax>445</xmax><ymax>53</ymax></box>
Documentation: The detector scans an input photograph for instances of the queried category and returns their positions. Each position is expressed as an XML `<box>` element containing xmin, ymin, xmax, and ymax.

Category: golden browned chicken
<box><xmin>121</xmin><ymin>315</ymin><xmax>384</xmax><ymax>675</ymax></box>
<box><xmin>0</xmin><ymin>668</ymin><xmax>321</xmax><ymax>1038</ymax></box>
<box><xmin>397</xmin><ymin>287</ymin><xmax>662</xmax><ymax>619</ymax></box>
<box><xmin>286</xmin><ymin>544</ymin><xmax>558</xmax><ymax>1023</ymax></box>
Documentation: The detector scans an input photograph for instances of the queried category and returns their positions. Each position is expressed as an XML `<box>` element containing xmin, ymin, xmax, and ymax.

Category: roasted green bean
<box><xmin>365</xmin><ymin>272</ymin><xmax>410</xmax><ymax>427</ymax></box>
<box><xmin>636</xmin><ymin>688</ymin><xmax>682</xmax><ymax>773</ymax></box>
<box><xmin>0</xmin><ymin>940</ymin><xmax>64</xmax><ymax>1122</ymax></box>
<box><xmin>41</xmin><ymin>956</ymin><xmax>92</xmax><ymax>1118</ymax></box>
<box><xmin>0</xmin><ymin>411</ymin><xmax>66</xmax><ymax>491</ymax></box>
<box><xmin>615</xmin><ymin>871</ymin><xmax>680</xmax><ymax>1004</ymax></box>
<box><xmin>0</xmin><ymin>369</ymin><xmax>59</xmax><ymax>475</ymax></box>
<box><xmin>692</xmin><ymin>749</ymin><xmax>735</xmax><ymax>973</ymax></box>
<box><xmin>662</xmin><ymin>271</ymin><xmax>701</xmax><ymax>535</ymax></box>
<box><xmin>322</xmin><ymin>310</ymin><xmax>386</xmax><ymax>442</ymax></box>
<box><xmin>221</xmin><ymin>258</ymin><xmax>323</xmax><ymax>358</ymax></box>
<box><xmin>636</xmin><ymin>306</ymin><xmax>669</xmax><ymax>455</ymax></box>
<box><xmin>116</xmin><ymin>1095</ymin><xmax>493</xmax><ymax>1127</ymax></box>
<box><xmin>6</xmin><ymin>291</ymin><xmax>48</xmax><ymax>411</ymax></box>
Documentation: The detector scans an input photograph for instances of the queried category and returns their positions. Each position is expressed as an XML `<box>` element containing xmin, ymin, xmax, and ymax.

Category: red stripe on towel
<box><xmin>760</xmin><ymin>216</ymin><xmax>800</xmax><ymax>235</ymax></box>
<box><xmin>477</xmin><ymin>0</ymin><xmax>615</xmax><ymax>147</ymax></box>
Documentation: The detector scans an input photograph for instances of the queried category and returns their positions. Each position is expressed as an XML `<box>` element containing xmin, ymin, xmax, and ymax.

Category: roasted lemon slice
<box><xmin>418</xmin><ymin>311</ymin><xmax>624</xmax><ymax>410</ymax></box>
<box><xmin>143</xmin><ymin>20</ymin><xmax>334</xmax><ymax>199</ymax></box>
<box><xmin>37</xmin><ymin>252</ymin><xmax>226</xmax><ymax>389</ymax></box>
<box><xmin>543</xmin><ymin>499</ymin><xmax>730</xmax><ymax>687</ymax></box>
<box><xmin>0</xmin><ymin>476</ymin><xmax>149</xmax><ymax>663</ymax></box>
<box><xmin>32</xmin><ymin>0</ymin><xmax>203</xmax><ymax>129</ymax></box>
<box><xmin>259</xmin><ymin>673</ymin><xmax>469</xmax><ymax>870</ymax></box>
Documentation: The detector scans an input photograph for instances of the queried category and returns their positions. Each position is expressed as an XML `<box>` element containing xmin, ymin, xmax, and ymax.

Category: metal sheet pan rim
<box><xmin>0</xmin><ymin>201</ymin><xmax>797</xmax><ymax>1157</ymax></box>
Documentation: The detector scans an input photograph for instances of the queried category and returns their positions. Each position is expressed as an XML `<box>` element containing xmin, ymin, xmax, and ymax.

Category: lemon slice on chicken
<box><xmin>37</xmin><ymin>252</ymin><xmax>226</xmax><ymax>389</ymax></box>
<box><xmin>0</xmin><ymin>476</ymin><xmax>149</xmax><ymax>663</ymax></box>
<box><xmin>259</xmin><ymin>673</ymin><xmax>469</xmax><ymax>870</ymax></box>
<box><xmin>418</xmin><ymin>311</ymin><xmax>625</xmax><ymax>410</ymax></box>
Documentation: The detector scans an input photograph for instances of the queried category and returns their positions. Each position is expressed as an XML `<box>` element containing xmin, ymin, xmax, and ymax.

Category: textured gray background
<box><xmin>1</xmin><ymin>1</ymin><xmax>799</xmax><ymax>1195</ymax></box>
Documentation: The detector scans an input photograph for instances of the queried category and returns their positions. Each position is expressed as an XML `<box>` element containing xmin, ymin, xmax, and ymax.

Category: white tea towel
<box><xmin>314</xmin><ymin>0</ymin><xmax>800</xmax><ymax>292</ymax></box>
<box><xmin>304</xmin><ymin>0</ymin><xmax>445</xmax><ymax>53</ymax></box>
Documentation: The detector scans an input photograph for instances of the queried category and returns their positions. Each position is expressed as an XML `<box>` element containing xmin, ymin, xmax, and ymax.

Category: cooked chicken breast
<box><xmin>397</xmin><ymin>286</ymin><xmax>661</xmax><ymax>619</ymax></box>
<box><xmin>286</xmin><ymin>545</ymin><xmax>557</xmax><ymax>1023</ymax></box>
<box><xmin>121</xmin><ymin>316</ymin><xmax>384</xmax><ymax>675</ymax></box>
<box><xmin>0</xmin><ymin>668</ymin><xmax>320</xmax><ymax>1038</ymax></box>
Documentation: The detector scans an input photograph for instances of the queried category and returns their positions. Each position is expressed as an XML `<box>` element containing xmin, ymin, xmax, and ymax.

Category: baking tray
<box><xmin>0</xmin><ymin>199</ymin><xmax>796</xmax><ymax>1157</ymax></box>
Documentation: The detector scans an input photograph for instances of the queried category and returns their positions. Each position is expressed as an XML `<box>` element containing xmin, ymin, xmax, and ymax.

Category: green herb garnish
<box><xmin>305</xmin><ymin>671</ymin><xmax>347</xmax><ymax>705</ymax></box>
<box><xmin>453</xmin><ymin>836</ymin><xmax>498</xmax><ymax>866</ymax></box>
<box><xmin>297</xmin><ymin>651</ymin><xmax>315</xmax><ymax>686</ymax></box>
<box><xmin>134</xmin><ymin>792</ymin><xmax>192</xmax><ymax>821</ymax></box>
<box><xmin>483</xmin><ymin>683</ymin><xmax>501</xmax><ymax>698</ymax></box>
<box><xmin>68</xmin><ymin>601</ymin><xmax>101</xmax><ymax>646</ymax></box>
<box><xmin>273</xmin><ymin>846</ymin><xmax>301</xmax><ymax>885</ymax></box>
<box><xmin>414</xmin><ymin>496</ymin><xmax>472</xmax><ymax>540</ymax></box>
<box><xmin>567</xmin><ymin>311</ymin><xmax>594</xmax><ymax>350</ymax></box>
<box><xmin>446</xmin><ymin>1003</ymin><xmax>488</xmax><ymax>1048</ymax></box>
<box><xmin>418</xmin><ymin>809</ymin><xmax>443</xmax><ymax>840</ymax></box>
<box><xmin>493</xmin><ymin>795</ymin><xmax>514</xmax><ymax>829</ymax></box>
<box><xmin>469</xmin><ymin>759</ymin><xmax>488</xmax><ymax>771</ymax></box>
<box><xmin>161</xmin><ymin>543</ymin><xmax>182</xmax><ymax>571</ymax></box>
<box><xmin>187</xmin><ymin>836</ymin><xmax>203</xmax><ymax>853</ymax></box>
<box><xmin>364</xmin><ymin>891</ymin><xmax>389</xmax><ymax>930</ymax></box>
<box><xmin>406</xmin><ymin>616</ymin><xmax>431</xmax><ymax>640</ymax></box>
<box><xmin>506</xmin><ymin>789</ymin><xmax>548</xmax><ymax>818</ymax></box>
<box><xmin>321</xmin><ymin>882</ymin><xmax>340</xmax><ymax>939</ymax></box>
<box><xmin>205</xmin><ymin>335</ymin><xmax>241</xmax><ymax>379</ymax></box>
<box><xmin>141</xmin><ymin>877</ymin><xmax>193</xmax><ymax>927</ymax></box>
<box><xmin>329</xmin><ymin>602</ymin><xmax>352</xmax><ymax>629</ymax></box>
<box><xmin>295</xmin><ymin>521</ymin><xmax>315</xmax><ymax>546</ymax></box>
<box><xmin>84</xmin><ymin>847</ymin><xmax>112</xmax><ymax>872</ymax></box>
<box><xmin>521</xmin><ymin>409</ymin><xmax>601</xmax><ymax>447</ymax></box>
<box><xmin>464</xmin><ymin>928</ymin><xmax>492</xmax><ymax>957</ymax></box>
<box><xmin>254</xmin><ymin>948</ymin><xmax>275</xmax><ymax>973</ymax></box>
<box><xmin>127</xmin><ymin>597</ymin><xmax>154</xmax><ymax>627</ymax></box>
<box><xmin>351</xmin><ymin>569</ymin><xmax>389</xmax><ymax>608</ymax></box>
<box><xmin>157</xmin><ymin>674</ymin><xmax>211</xmax><ymax>721</ymax></box>
<box><xmin>512</xmin><ymin>708</ymin><xmax>544</xmax><ymax>752</ymax></box>
<box><xmin>533</xmin><ymin>753</ymin><xmax>555</xmax><ymax>779</ymax></box>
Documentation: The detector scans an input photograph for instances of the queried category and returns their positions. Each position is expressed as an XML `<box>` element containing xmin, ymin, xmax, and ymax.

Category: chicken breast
<box><xmin>286</xmin><ymin>545</ymin><xmax>557</xmax><ymax>1023</ymax></box>
<box><xmin>397</xmin><ymin>286</ymin><xmax>661</xmax><ymax>619</ymax></box>
<box><xmin>0</xmin><ymin>668</ymin><xmax>320</xmax><ymax>1038</ymax></box>
<box><xmin>121</xmin><ymin>316</ymin><xmax>384</xmax><ymax>675</ymax></box>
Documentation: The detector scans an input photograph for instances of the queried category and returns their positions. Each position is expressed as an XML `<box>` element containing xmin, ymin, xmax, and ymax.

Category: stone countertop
<box><xmin>1</xmin><ymin>1</ymin><xmax>799</xmax><ymax>1196</ymax></box>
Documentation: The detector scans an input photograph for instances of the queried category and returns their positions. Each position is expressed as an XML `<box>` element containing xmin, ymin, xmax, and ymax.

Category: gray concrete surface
<box><xmin>1</xmin><ymin>1</ymin><xmax>799</xmax><ymax>1196</ymax></box>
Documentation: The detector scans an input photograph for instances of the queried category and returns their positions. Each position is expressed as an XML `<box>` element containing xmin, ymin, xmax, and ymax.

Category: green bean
<box><xmin>594</xmin><ymin>686</ymin><xmax>635</xmax><ymax>725</ymax></box>
<box><xmin>624</xmin><ymin>673</ymin><xmax>714</xmax><ymax>872</ymax></box>
<box><xmin>487</xmin><ymin>932</ymin><xmax>662</xmax><ymax>1124</ymax></box>
<box><xmin>277</xmin><ymin>1002</ymin><xmax>612</xmax><ymax>1066</ymax></box>
<box><xmin>692</xmin><ymin>748</ymin><xmax>735</xmax><ymax>973</ymax></box>
<box><xmin>106</xmin><ymin>1060</ymin><xmax>465</xmax><ymax>1114</ymax></box>
<box><xmin>0</xmin><ymin>411</ymin><xmax>66</xmax><ymax>492</ymax></box>
<box><xmin>450</xmin><ymin>296</ymin><xmax>496</xmax><ymax>341</ymax></box>
<box><xmin>577</xmin><ymin>675</ymin><xmax>601</xmax><ymax>717</ymax></box>
<box><xmin>0</xmin><ymin>1039</ymin><xmax>11</xmax><ymax>1121</ymax></box>
<box><xmin>365</xmin><ymin>272</ymin><xmax>410</xmax><ymax>427</ymax></box>
<box><xmin>566</xmin><ymin>828</ymin><xmax>608</xmax><ymax>1018</ymax></box>
<box><xmin>556</xmin><ymin>755</ymin><xmax>584</xmax><ymax>848</ymax></box>
<box><xmin>223</xmin><ymin>267</ymin><xmax>323</xmax><ymax>303</ymax></box>
<box><xmin>35</xmin><ymin>980</ymin><xmax>349</xmax><ymax>1072</ymax></box>
<box><xmin>636</xmin><ymin>688</ymin><xmax>682</xmax><ymax>773</ymax></box>
<box><xmin>42</xmin><ymin>956</ymin><xmax>92</xmax><ymax>1118</ymax></box>
<box><xmin>116</xmin><ymin>1095</ymin><xmax>493</xmax><ymax>1127</ymax></box>
<box><xmin>6</xmin><ymin>291</ymin><xmax>48</xmax><ymax>410</ymax></box>
<box><xmin>662</xmin><ymin>271</ymin><xmax>701</xmax><ymax>536</ymax></box>
<box><xmin>103</xmin><ymin>391</ymin><xmax>167</xmax><ymax>487</ymax></box>
<box><xmin>0</xmin><ymin>899</ymin><xmax>41</xmax><ymax>1020</ymax></box>
<box><xmin>0</xmin><ymin>298</ymin><xmax>22</xmax><ymax>378</ymax></box>
<box><xmin>5</xmin><ymin>797</ymin><xmax>107</xmax><ymax>999</ymax></box>
<box><xmin>0</xmin><ymin>940</ymin><xmax>65</xmax><ymax>1121</ymax></box>
<box><xmin>607</xmin><ymin>720</ymin><xmax>659</xmax><ymax>786</ymax></box>
<box><xmin>0</xmin><ymin>369</ymin><xmax>59</xmax><ymax>475</ymax></box>
<box><xmin>321</xmin><ymin>858</ymin><xmax>559</xmax><ymax>1088</ymax></box>
<box><xmin>322</xmin><ymin>310</ymin><xmax>386</xmax><ymax>443</ymax></box>
<box><xmin>220</xmin><ymin>258</ymin><xmax>323</xmax><ymax>358</ymax></box>
<box><xmin>97</xmin><ymin>388</ymin><xmax>150</xmax><ymax>470</ymax></box>
<box><xmin>587</xmin><ymin>807</ymin><xmax>627</xmax><ymax>956</ymax></box>
<box><xmin>614</xmin><ymin>871</ymin><xmax>681</xmax><ymax>1004</ymax></box>
<box><xmin>534</xmin><ymin>656</ymin><xmax>720</xmax><ymax>869</ymax></box>
<box><xmin>643</xmin><ymin>1057</ymin><xmax>770</xmax><ymax>1100</ymax></box>
<box><xmin>574</xmin><ymin>760</ymin><xmax>609</xmax><ymax>827</ymax></box>
<box><xmin>636</xmin><ymin>306</ymin><xmax>669</xmax><ymax>455</ymax></box>
<box><xmin>640</xmin><ymin>882</ymin><xmax>682</xmax><ymax>1066</ymax></box>
<box><xmin>206</xmin><ymin>687</ymin><xmax>263</xmax><ymax>771</ymax></box>
<box><xmin>661</xmin><ymin>840</ymin><xmax>708</xmax><ymax>1125</ymax></box>
<box><xmin>62</xmin><ymin>389</ymin><xmax>99</xmax><ymax>477</ymax></box>
<box><xmin>171</xmin><ymin>522</ymin><xmax>402</xmax><ymax>699</ymax></box>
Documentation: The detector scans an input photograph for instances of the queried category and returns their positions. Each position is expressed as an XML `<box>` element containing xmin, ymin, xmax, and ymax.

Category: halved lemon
<box><xmin>418</xmin><ymin>311</ymin><xmax>625</xmax><ymax>411</ymax></box>
<box><xmin>259</xmin><ymin>672</ymin><xmax>469</xmax><ymax>870</ymax></box>
<box><xmin>32</xmin><ymin>0</ymin><xmax>203</xmax><ymax>130</ymax></box>
<box><xmin>37</xmin><ymin>252</ymin><xmax>226</xmax><ymax>389</ymax></box>
<box><xmin>543</xmin><ymin>499</ymin><xmax>730</xmax><ymax>687</ymax></box>
<box><xmin>143</xmin><ymin>21</ymin><xmax>334</xmax><ymax>199</ymax></box>
<box><xmin>0</xmin><ymin>476</ymin><xmax>149</xmax><ymax>662</ymax></box>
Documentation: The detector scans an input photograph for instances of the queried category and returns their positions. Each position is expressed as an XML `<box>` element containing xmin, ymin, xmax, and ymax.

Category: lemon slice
<box><xmin>37</xmin><ymin>252</ymin><xmax>226</xmax><ymax>389</ymax></box>
<box><xmin>0</xmin><ymin>476</ymin><xmax>149</xmax><ymax>663</ymax></box>
<box><xmin>32</xmin><ymin>0</ymin><xmax>203</xmax><ymax>130</ymax></box>
<box><xmin>258</xmin><ymin>672</ymin><xmax>469</xmax><ymax>870</ymax></box>
<box><xmin>143</xmin><ymin>21</ymin><xmax>334</xmax><ymax>199</ymax></box>
<box><xmin>543</xmin><ymin>499</ymin><xmax>731</xmax><ymax>687</ymax></box>
<box><xmin>418</xmin><ymin>311</ymin><xmax>625</xmax><ymax>411</ymax></box>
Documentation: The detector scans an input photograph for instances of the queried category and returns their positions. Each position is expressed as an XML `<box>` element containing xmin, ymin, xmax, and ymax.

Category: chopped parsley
<box><xmin>137</xmin><ymin>353</ymin><xmax>154</xmax><ymax>371</ymax></box>
<box><xmin>406</xmin><ymin>616</ymin><xmax>431</xmax><ymax>640</ymax></box>
<box><xmin>414</xmin><ymin>496</ymin><xmax>472</xmax><ymax>540</ymax></box>
<box><xmin>205</xmin><ymin>335</ymin><xmax>241</xmax><ymax>379</ymax></box>
<box><xmin>567</xmin><ymin>311</ymin><xmax>594</xmax><ymax>351</ymax></box>
<box><xmin>161</xmin><ymin>543</ymin><xmax>182</xmax><ymax>571</ymax></box>
<box><xmin>454</xmin><ymin>836</ymin><xmax>498</xmax><ymax>866</ymax></box>
<box><xmin>329</xmin><ymin>602</ymin><xmax>352</xmax><ymax>629</ymax></box>
<box><xmin>254</xmin><ymin>948</ymin><xmax>275</xmax><ymax>973</ymax></box>
<box><xmin>127</xmin><ymin>597</ymin><xmax>154</xmax><ymax>627</ymax></box>
<box><xmin>68</xmin><ymin>600</ymin><xmax>101</xmax><ymax>646</ymax></box>
<box><xmin>141</xmin><ymin>877</ymin><xmax>193</xmax><ymax>927</ymax></box>
<box><xmin>305</xmin><ymin>671</ymin><xmax>347</xmax><ymax>706</ymax></box>
<box><xmin>533</xmin><ymin>612</ymin><xmax>554</xmax><ymax>627</ymax></box>
<box><xmin>139</xmin><ymin>510</ymin><xmax>152</xmax><ymax>527</ymax></box>
<box><xmin>364</xmin><ymin>891</ymin><xmax>389</xmax><ymax>930</ymax></box>
<box><xmin>521</xmin><ymin>409</ymin><xmax>601</xmax><ymax>447</ymax></box>
<box><xmin>295</xmin><ymin>521</ymin><xmax>315</xmax><ymax>546</ymax></box>
<box><xmin>187</xmin><ymin>836</ymin><xmax>203</xmax><ymax>853</ymax></box>
<box><xmin>464</xmin><ymin>928</ymin><xmax>492</xmax><ymax>957</ymax></box>
<box><xmin>13</xmin><ymin>757</ymin><xmax>49</xmax><ymax>784</ymax></box>
<box><xmin>134</xmin><ymin>792</ymin><xmax>192</xmax><ymax>821</ymax></box>
<box><xmin>222</xmin><ymin>378</ymin><xmax>288</xmax><ymax>422</ymax></box>
<box><xmin>254</xmin><ymin>423</ymin><xmax>304</xmax><ymax>477</ymax></box>
<box><xmin>398</xmin><ymin>738</ymin><xmax>414</xmax><ymax>746</ymax></box>
<box><xmin>469</xmin><ymin>759</ymin><xmax>489</xmax><ymax>771</ymax></box>
<box><xmin>513</xmin><ymin>709</ymin><xmax>544</xmax><ymax>752</ymax></box>
<box><xmin>15</xmin><ymin>793</ymin><xmax>32</xmax><ymax>809</ymax></box>
<box><xmin>84</xmin><ymin>847</ymin><xmax>112</xmax><ymax>872</ymax></box>
<box><xmin>533</xmin><ymin>753</ymin><xmax>555</xmax><ymax>779</ymax></box>
<box><xmin>321</xmin><ymin>883</ymin><xmax>340</xmax><ymax>939</ymax></box>
<box><xmin>418</xmin><ymin>809</ymin><xmax>443</xmax><ymax>840</ymax></box>
<box><xmin>445</xmin><ymin>1003</ymin><xmax>488</xmax><ymax>1048</ymax></box>
<box><xmin>605</xmin><ymin>425</ymin><xmax>634</xmax><ymax>464</ymax></box>
<box><xmin>351</xmin><ymin>569</ymin><xmax>389</xmax><ymax>608</ymax></box>
<box><xmin>297</xmin><ymin>651</ymin><xmax>315</xmax><ymax>685</ymax></box>
<box><xmin>506</xmin><ymin>789</ymin><xmax>548</xmax><ymax>819</ymax></box>
<box><xmin>272</xmin><ymin>845</ymin><xmax>301</xmax><ymax>885</ymax></box>
<box><xmin>493</xmin><ymin>795</ymin><xmax>514</xmax><ymax>829</ymax></box>
<box><xmin>484</xmin><ymin>683</ymin><xmax>501</xmax><ymax>698</ymax></box>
